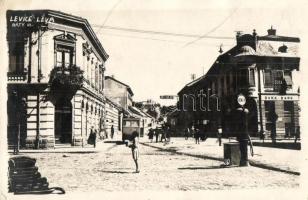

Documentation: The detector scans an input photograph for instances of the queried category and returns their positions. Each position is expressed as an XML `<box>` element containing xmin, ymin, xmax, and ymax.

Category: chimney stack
<box><xmin>267</xmin><ymin>26</ymin><xmax>276</xmax><ymax>36</ymax></box>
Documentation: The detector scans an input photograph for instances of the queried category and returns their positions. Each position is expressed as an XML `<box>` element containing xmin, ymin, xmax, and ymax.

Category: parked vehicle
<box><xmin>122</xmin><ymin>118</ymin><xmax>141</xmax><ymax>141</ymax></box>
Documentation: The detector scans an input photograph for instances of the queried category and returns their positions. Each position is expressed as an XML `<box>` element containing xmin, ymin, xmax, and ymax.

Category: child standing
<box><xmin>129</xmin><ymin>131</ymin><xmax>140</xmax><ymax>173</ymax></box>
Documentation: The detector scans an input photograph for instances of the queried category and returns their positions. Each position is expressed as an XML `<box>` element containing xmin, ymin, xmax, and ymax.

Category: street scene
<box><xmin>13</xmin><ymin>137</ymin><xmax>299</xmax><ymax>192</ymax></box>
<box><xmin>2</xmin><ymin>0</ymin><xmax>307</xmax><ymax>199</ymax></box>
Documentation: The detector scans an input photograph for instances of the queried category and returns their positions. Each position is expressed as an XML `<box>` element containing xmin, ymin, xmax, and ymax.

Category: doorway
<box><xmin>55</xmin><ymin>100</ymin><xmax>72</xmax><ymax>144</ymax></box>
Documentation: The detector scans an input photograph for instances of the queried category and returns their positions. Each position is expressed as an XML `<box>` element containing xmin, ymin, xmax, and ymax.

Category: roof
<box><xmin>128</xmin><ymin>106</ymin><xmax>146</xmax><ymax>118</ymax></box>
<box><xmin>178</xmin><ymin>29</ymin><xmax>300</xmax><ymax>95</ymax></box>
<box><xmin>177</xmin><ymin>75</ymin><xmax>205</xmax><ymax>95</ymax></box>
<box><xmin>105</xmin><ymin>76</ymin><xmax>134</xmax><ymax>96</ymax></box>
<box><xmin>257</xmin><ymin>35</ymin><xmax>300</xmax><ymax>43</ymax></box>
<box><xmin>7</xmin><ymin>10</ymin><xmax>109</xmax><ymax>61</ymax></box>
<box><xmin>234</xmin><ymin>45</ymin><xmax>256</xmax><ymax>57</ymax></box>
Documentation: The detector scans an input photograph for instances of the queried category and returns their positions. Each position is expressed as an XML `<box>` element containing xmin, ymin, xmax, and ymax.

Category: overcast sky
<box><xmin>4</xmin><ymin>0</ymin><xmax>307</xmax><ymax>105</ymax></box>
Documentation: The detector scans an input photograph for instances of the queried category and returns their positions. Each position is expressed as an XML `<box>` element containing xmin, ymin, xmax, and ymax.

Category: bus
<box><xmin>122</xmin><ymin>118</ymin><xmax>141</xmax><ymax>141</ymax></box>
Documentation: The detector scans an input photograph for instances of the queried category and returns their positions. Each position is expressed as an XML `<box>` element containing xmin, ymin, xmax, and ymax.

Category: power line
<box><xmin>184</xmin><ymin>5</ymin><xmax>240</xmax><ymax>47</ymax></box>
<box><xmin>92</xmin><ymin>24</ymin><xmax>234</xmax><ymax>40</ymax></box>
<box><xmin>102</xmin><ymin>32</ymin><xmax>234</xmax><ymax>47</ymax></box>
<box><xmin>95</xmin><ymin>0</ymin><xmax>123</xmax><ymax>35</ymax></box>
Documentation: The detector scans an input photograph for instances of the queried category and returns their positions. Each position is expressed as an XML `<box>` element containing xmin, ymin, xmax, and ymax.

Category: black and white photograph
<box><xmin>0</xmin><ymin>0</ymin><xmax>308</xmax><ymax>199</ymax></box>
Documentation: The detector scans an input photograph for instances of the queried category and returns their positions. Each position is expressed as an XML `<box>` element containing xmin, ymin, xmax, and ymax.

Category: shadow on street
<box><xmin>252</xmin><ymin>142</ymin><xmax>301</xmax><ymax>150</ymax></box>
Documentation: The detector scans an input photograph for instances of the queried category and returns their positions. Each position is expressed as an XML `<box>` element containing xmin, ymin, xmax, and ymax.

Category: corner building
<box><xmin>178</xmin><ymin>28</ymin><xmax>300</xmax><ymax>139</ymax></box>
<box><xmin>7</xmin><ymin>10</ymin><xmax>109</xmax><ymax>148</ymax></box>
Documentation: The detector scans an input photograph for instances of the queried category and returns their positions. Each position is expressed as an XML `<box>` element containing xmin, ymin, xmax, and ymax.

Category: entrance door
<box><xmin>55</xmin><ymin>100</ymin><xmax>72</xmax><ymax>143</ymax></box>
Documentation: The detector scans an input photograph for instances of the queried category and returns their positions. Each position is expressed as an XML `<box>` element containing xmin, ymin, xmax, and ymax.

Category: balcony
<box><xmin>47</xmin><ymin>65</ymin><xmax>84</xmax><ymax>104</ymax></box>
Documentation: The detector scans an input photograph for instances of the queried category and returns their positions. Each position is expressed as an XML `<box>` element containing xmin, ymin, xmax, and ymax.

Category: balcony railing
<box><xmin>7</xmin><ymin>72</ymin><xmax>27</xmax><ymax>81</ymax></box>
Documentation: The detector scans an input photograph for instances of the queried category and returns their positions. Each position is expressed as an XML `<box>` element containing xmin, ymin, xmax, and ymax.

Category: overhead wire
<box><xmin>101</xmin><ymin>31</ymin><xmax>234</xmax><ymax>47</ymax></box>
<box><xmin>183</xmin><ymin>5</ymin><xmax>240</xmax><ymax>47</ymax></box>
<box><xmin>93</xmin><ymin>24</ymin><xmax>234</xmax><ymax>40</ymax></box>
<box><xmin>95</xmin><ymin>0</ymin><xmax>123</xmax><ymax>35</ymax></box>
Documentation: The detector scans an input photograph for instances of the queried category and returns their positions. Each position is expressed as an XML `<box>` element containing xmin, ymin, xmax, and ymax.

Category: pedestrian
<box><xmin>148</xmin><ymin>128</ymin><xmax>154</xmax><ymax>143</ymax></box>
<box><xmin>128</xmin><ymin>131</ymin><xmax>140</xmax><ymax>173</ymax></box>
<box><xmin>194</xmin><ymin>127</ymin><xmax>200</xmax><ymax>144</ymax></box>
<box><xmin>111</xmin><ymin>125</ymin><xmax>115</xmax><ymax>139</ymax></box>
<box><xmin>217</xmin><ymin>126</ymin><xmax>222</xmax><ymax>146</ymax></box>
<box><xmin>166</xmin><ymin>126</ymin><xmax>171</xmax><ymax>143</ymax></box>
<box><xmin>155</xmin><ymin>128</ymin><xmax>159</xmax><ymax>143</ymax></box>
<box><xmin>88</xmin><ymin>126</ymin><xmax>97</xmax><ymax>148</ymax></box>
<box><xmin>161</xmin><ymin>125</ymin><xmax>167</xmax><ymax>142</ymax></box>
<box><xmin>184</xmin><ymin>127</ymin><xmax>190</xmax><ymax>140</ymax></box>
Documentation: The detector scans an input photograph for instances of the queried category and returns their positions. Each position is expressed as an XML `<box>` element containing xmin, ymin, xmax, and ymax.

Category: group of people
<box><xmin>184</xmin><ymin>126</ymin><xmax>210</xmax><ymax>144</ymax></box>
<box><xmin>147</xmin><ymin>125</ymin><xmax>172</xmax><ymax>143</ymax></box>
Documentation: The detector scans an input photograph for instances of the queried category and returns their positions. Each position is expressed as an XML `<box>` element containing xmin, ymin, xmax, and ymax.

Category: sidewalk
<box><xmin>7</xmin><ymin>132</ymin><xmax>124</xmax><ymax>154</ymax></box>
<box><xmin>7</xmin><ymin>139</ymin><xmax>120</xmax><ymax>154</ymax></box>
<box><xmin>140</xmin><ymin>137</ymin><xmax>300</xmax><ymax>175</ymax></box>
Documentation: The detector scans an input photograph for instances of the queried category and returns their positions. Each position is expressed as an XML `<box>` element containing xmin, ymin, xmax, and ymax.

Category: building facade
<box><xmin>178</xmin><ymin>28</ymin><xmax>300</xmax><ymax>139</ymax></box>
<box><xmin>7</xmin><ymin>10</ymin><xmax>109</xmax><ymax>148</ymax></box>
<box><xmin>105</xmin><ymin>97</ymin><xmax>122</xmax><ymax>136</ymax></box>
<box><xmin>104</xmin><ymin>76</ymin><xmax>134</xmax><ymax>111</ymax></box>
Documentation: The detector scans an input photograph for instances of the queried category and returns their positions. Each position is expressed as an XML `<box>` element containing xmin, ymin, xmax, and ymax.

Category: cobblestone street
<box><xmin>12</xmin><ymin>139</ymin><xmax>299</xmax><ymax>193</ymax></box>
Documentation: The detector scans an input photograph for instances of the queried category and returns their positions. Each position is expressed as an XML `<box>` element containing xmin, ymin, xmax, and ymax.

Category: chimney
<box><xmin>252</xmin><ymin>29</ymin><xmax>257</xmax><ymax>37</ymax></box>
<box><xmin>267</xmin><ymin>26</ymin><xmax>276</xmax><ymax>36</ymax></box>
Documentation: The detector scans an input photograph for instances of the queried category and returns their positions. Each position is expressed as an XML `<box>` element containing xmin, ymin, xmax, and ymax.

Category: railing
<box><xmin>7</xmin><ymin>72</ymin><xmax>27</xmax><ymax>81</ymax></box>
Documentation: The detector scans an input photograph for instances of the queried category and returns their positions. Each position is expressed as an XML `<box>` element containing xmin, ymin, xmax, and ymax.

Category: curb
<box><xmin>140</xmin><ymin>142</ymin><xmax>300</xmax><ymax>176</ymax></box>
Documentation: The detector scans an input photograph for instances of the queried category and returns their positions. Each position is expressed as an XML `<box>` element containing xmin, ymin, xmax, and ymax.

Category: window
<box><xmin>95</xmin><ymin>64</ymin><xmax>98</xmax><ymax>89</ymax></box>
<box><xmin>284</xmin><ymin>71</ymin><xmax>292</xmax><ymax>88</ymax></box>
<box><xmin>221</xmin><ymin>77</ymin><xmax>224</xmax><ymax>96</ymax></box>
<box><xmin>273</xmin><ymin>70</ymin><xmax>283</xmax><ymax>92</ymax></box>
<box><xmin>54</xmin><ymin>33</ymin><xmax>76</xmax><ymax>68</ymax></box>
<box><xmin>9</xmin><ymin>41</ymin><xmax>25</xmax><ymax>73</ymax></box>
<box><xmin>249</xmin><ymin>68</ymin><xmax>255</xmax><ymax>86</ymax></box>
<box><xmin>265</xmin><ymin>101</ymin><xmax>275</xmax><ymax>120</ymax></box>
<box><xmin>264</xmin><ymin>70</ymin><xmax>272</xmax><ymax>88</ymax></box>
<box><xmin>56</xmin><ymin>46</ymin><xmax>74</xmax><ymax>68</ymax></box>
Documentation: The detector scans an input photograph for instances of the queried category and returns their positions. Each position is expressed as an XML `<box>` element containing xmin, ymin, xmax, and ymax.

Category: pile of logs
<box><xmin>8</xmin><ymin>156</ymin><xmax>65</xmax><ymax>194</ymax></box>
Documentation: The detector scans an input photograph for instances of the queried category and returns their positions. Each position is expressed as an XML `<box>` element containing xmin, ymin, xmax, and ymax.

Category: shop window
<box><xmin>284</xmin><ymin>101</ymin><xmax>294</xmax><ymax>114</ymax></box>
<box><xmin>265</xmin><ymin>101</ymin><xmax>275</xmax><ymax>120</ymax></box>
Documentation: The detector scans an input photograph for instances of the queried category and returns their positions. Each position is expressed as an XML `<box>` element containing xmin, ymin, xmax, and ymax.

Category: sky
<box><xmin>3</xmin><ymin>0</ymin><xmax>308</xmax><ymax>106</ymax></box>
